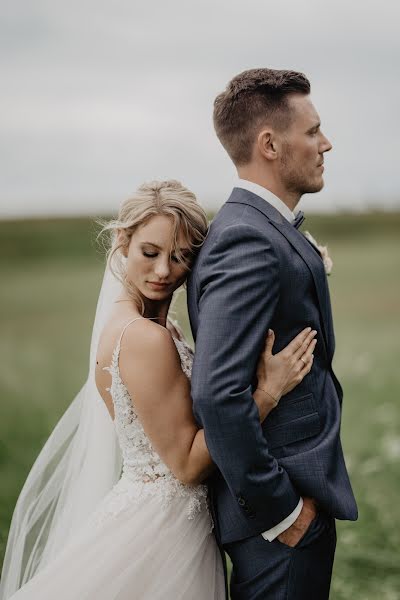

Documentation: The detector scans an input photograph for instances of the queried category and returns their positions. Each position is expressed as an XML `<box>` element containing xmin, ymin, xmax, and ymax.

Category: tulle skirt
<box><xmin>8</xmin><ymin>475</ymin><xmax>226</xmax><ymax>600</ymax></box>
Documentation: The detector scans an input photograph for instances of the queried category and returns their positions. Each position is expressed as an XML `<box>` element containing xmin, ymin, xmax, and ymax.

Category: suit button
<box><xmin>237</xmin><ymin>497</ymin><xmax>246</xmax><ymax>507</ymax></box>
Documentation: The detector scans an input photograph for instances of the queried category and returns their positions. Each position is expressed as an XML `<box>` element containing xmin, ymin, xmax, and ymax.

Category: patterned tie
<box><xmin>292</xmin><ymin>210</ymin><xmax>305</xmax><ymax>229</ymax></box>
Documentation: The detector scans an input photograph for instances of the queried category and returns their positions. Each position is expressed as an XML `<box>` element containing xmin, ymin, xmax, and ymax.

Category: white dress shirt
<box><xmin>235</xmin><ymin>178</ymin><xmax>304</xmax><ymax>541</ymax></box>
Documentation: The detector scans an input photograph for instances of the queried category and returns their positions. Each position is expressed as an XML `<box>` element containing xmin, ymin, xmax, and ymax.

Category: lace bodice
<box><xmin>101</xmin><ymin>318</ymin><xmax>209</xmax><ymax>521</ymax></box>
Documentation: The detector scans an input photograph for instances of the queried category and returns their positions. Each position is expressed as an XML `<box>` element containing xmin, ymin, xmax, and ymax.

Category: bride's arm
<box><xmin>118</xmin><ymin>321</ymin><xmax>316</xmax><ymax>486</ymax></box>
<box><xmin>118</xmin><ymin>320</ymin><xmax>213</xmax><ymax>485</ymax></box>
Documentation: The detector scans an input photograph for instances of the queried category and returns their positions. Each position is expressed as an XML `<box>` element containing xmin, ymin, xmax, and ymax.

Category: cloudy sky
<box><xmin>1</xmin><ymin>0</ymin><xmax>399</xmax><ymax>218</ymax></box>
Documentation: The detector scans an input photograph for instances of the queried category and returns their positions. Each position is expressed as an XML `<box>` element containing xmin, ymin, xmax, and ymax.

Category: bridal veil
<box><xmin>0</xmin><ymin>267</ymin><xmax>123</xmax><ymax>599</ymax></box>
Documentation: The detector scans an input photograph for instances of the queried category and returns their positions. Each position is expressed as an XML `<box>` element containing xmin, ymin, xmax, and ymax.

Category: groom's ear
<box><xmin>257</xmin><ymin>128</ymin><xmax>278</xmax><ymax>161</ymax></box>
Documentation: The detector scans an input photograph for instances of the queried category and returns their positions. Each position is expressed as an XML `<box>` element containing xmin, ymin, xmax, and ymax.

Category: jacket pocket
<box><xmin>262</xmin><ymin>393</ymin><xmax>321</xmax><ymax>450</ymax></box>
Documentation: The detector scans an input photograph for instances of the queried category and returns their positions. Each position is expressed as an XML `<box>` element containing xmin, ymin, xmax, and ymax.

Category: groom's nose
<box><xmin>320</xmin><ymin>132</ymin><xmax>332</xmax><ymax>153</ymax></box>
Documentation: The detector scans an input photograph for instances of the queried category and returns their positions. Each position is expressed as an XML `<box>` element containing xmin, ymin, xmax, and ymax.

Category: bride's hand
<box><xmin>256</xmin><ymin>327</ymin><xmax>317</xmax><ymax>409</ymax></box>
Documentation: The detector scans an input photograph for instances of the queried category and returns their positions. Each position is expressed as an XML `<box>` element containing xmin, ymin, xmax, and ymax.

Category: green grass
<box><xmin>0</xmin><ymin>213</ymin><xmax>399</xmax><ymax>598</ymax></box>
<box><xmin>323</xmin><ymin>227</ymin><xmax>400</xmax><ymax>599</ymax></box>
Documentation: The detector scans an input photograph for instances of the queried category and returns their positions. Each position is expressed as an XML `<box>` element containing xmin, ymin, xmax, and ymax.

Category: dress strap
<box><xmin>103</xmin><ymin>317</ymin><xmax>145</xmax><ymax>384</ymax></box>
<box><xmin>117</xmin><ymin>317</ymin><xmax>144</xmax><ymax>348</ymax></box>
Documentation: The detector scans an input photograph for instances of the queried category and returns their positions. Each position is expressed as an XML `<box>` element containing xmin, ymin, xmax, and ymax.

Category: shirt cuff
<box><xmin>261</xmin><ymin>497</ymin><xmax>304</xmax><ymax>542</ymax></box>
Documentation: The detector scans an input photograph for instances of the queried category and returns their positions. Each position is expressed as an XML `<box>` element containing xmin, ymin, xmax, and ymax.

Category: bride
<box><xmin>0</xmin><ymin>180</ymin><xmax>317</xmax><ymax>599</ymax></box>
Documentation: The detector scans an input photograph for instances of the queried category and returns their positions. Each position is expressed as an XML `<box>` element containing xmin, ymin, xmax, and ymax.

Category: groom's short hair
<box><xmin>213</xmin><ymin>68</ymin><xmax>310</xmax><ymax>166</ymax></box>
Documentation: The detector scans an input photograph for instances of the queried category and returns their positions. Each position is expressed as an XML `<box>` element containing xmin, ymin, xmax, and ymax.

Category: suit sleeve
<box><xmin>191</xmin><ymin>223</ymin><xmax>301</xmax><ymax>529</ymax></box>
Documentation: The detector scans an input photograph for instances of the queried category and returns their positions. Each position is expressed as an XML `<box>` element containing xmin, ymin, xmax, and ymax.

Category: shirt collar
<box><xmin>235</xmin><ymin>178</ymin><xmax>296</xmax><ymax>224</ymax></box>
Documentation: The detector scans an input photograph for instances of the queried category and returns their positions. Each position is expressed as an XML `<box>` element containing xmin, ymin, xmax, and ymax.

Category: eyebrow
<box><xmin>306</xmin><ymin>122</ymin><xmax>321</xmax><ymax>133</ymax></box>
<box><xmin>141</xmin><ymin>242</ymin><xmax>191</xmax><ymax>253</ymax></box>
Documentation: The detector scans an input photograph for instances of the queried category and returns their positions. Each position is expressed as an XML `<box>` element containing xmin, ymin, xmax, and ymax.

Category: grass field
<box><xmin>0</xmin><ymin>213</ymin><xmax>399</xmax><ymax>598</ymax></box>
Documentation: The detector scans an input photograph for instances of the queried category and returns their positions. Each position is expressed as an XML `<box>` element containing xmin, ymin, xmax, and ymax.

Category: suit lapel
<box><xmin>228</xmin><ymin>189</ymin><xmax>333</xmax><ymax>358</ymax></box>
<box><xmin>303</xmin><ymin>234</ymin><xmax>322</xmax><ymax>258</ymax></box>
<box><xmin>269</xmin><ymin>218</ymin><xmax>332</xmax><ymax>357</ymax></box>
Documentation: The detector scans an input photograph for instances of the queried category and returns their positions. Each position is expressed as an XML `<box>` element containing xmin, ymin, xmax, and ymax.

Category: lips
<box><xmin>148</xmin><ymin>281</ymin><xmax>169</xmax><ymax>289</ymax></box>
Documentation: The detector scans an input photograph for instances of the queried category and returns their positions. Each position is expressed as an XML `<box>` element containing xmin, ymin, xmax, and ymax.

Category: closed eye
<box><xmin>307</xmin><ymin>123</ymin><xmax>321</xmax><ymax>135</ymax></box>
<box><xmin>143</xmin><ymin>251</ymin><xmax>184</xmax><ymax>264</ymax></box>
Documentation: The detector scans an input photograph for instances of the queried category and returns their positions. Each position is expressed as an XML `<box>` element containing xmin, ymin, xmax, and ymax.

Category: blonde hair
<box><xmin>100</xmin><ymin>180</ymin><xmax>208</xmax><ymax>313</ymax></box>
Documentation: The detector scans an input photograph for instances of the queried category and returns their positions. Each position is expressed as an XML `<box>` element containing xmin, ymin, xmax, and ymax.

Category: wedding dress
<box><xmin>4</xmin><ymin>317</ymin><xmax>225</xmax><ymax>599</ymax></box>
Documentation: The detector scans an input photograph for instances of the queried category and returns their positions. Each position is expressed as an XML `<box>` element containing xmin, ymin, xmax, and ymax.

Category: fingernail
<box><xmin>306</xmin><ymin>327</ymin><xmax>312</xmax><ymax>332</ymax></box>
<box><xmin>268</xmin><ymin>329</ymin><xmax>273</xmax><ymax>336</ymax></box>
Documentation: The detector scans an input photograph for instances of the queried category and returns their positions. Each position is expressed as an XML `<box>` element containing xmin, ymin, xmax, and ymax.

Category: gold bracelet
<box><xmin>257</xmin><ymin>387</ymin><xmax>279</xmax><ymax>407</ymax></box>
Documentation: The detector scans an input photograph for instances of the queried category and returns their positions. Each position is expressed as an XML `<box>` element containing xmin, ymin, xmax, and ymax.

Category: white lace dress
<box><xmin>9</xmin><ymin>321</ymin><xmax>225</xmax><ymax>600</ymax></box>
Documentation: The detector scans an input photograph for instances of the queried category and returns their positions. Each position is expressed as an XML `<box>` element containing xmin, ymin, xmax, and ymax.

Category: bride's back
<box><xmin>95</xmin><ymin>307</ymin><xmax>143</xmax><ymax>420</ymax></box>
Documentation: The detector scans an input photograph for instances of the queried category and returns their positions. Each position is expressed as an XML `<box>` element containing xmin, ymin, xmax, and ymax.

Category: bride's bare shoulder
<box><xmin>95</xmin><ymin>317</ymin><xmax>177</xmax><ymax>405</ymax></box>
<box><xmin>114</xmin><ymin>319</ymin><xmax>183</xmax><ymax>400</ymax></box>
<box><xmin>119</xmin><ymin>318</ymin><xmax>176</xmax><ymax>359</ymax></box>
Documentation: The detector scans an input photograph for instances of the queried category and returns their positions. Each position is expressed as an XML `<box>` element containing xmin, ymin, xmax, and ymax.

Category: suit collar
<box><xmin>229</xmin><ymin>187</ymin><xmax>287</xmax><ymax>225</ymax></box>
<box><xmin>235</xmin><ymin>179</ymin><xmax>296</xmax><ymax>223</ymax></box>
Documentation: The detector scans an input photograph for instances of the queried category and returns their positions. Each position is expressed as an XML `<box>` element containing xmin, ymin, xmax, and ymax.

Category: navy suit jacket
<box><xmin>187</xmin><ymin>188</ymin><xmax>358</xmax><ymax>545</ymax></box>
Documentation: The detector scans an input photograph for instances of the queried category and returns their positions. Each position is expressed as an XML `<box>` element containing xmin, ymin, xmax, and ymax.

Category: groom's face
<box><xmin>278</xmin><ymin>94</ymin><xmax>332</xmax><ymax>196</ymax></box>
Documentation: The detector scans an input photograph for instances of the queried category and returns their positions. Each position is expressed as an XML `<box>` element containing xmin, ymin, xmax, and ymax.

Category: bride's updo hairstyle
<box><xmin>101</xmin><ymin>180</ymin><xmax>208</xmax><ymax>313</ymax></box>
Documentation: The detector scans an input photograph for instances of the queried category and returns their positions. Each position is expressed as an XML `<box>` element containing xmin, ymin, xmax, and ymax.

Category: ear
<box><xmin>257</xmin><ymin>128</ymin><xmax>278</xmax><ymax>161</ymax></box>
<box><xmin>116</xmin><ymin>228</ymin><xmax>130</xmax><ymax>257</ymax></box>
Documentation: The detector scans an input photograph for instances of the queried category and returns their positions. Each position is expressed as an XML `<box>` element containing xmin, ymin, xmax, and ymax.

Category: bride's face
<box><xmin>123</xmin><ymin>214</ymin><xmax>191</xmax><ymax>302</ymax></box>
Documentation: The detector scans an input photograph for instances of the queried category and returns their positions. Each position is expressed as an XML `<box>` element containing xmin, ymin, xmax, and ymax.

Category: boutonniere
<box><xmin>304</xmin><ymin>231</ymin><xmax>333</xmax><ymax>275</ymax></box>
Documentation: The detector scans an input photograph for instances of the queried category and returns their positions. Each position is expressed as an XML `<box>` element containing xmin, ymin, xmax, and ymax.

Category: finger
<box><xmin>299</xmin><ymin>355</ymin><xmax>313</xmax><ymax>378</ymax></box>
<box><xmin>299</xmin><ymin>341</ymin><xmax>317</xmax><ymax>375</ymax></box>
<box><xmin>299</xmin><ymin>342</ymin><xmax>316</xmax><ymax>367</ymax></box>
<box><xmin>306</xmin><ymin>353</ymin><xmax>315</xmax><ymax>373</ymax></box>
<box><xmin>285</xmin><ymin>327</ymin><xmax>312</xmax><ymax>355</ymax></box>
<box><xmin>264</xmin><ymin>329</ymin><xmax>275</xmax><ymax>355</ymax></box>
<box><xmin>293</xmin><ymin>330</ymin><xmax>317</xmax><ymax>360</ymax></box>
<box><xmin>302</xmin><ymin>338</ymin><xmax>317</xmax><ymax>362</ymax></box>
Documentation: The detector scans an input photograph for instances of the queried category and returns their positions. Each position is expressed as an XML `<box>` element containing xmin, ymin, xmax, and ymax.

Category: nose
<box><xmin>320</xmin><ymin>132</ymin><xmax>332</xmax><ymax>153</ymax></box>
<box><xmin>154</xmin><ymin>257</ymin><xmax>170</xmax><ymax>280</ymax></box>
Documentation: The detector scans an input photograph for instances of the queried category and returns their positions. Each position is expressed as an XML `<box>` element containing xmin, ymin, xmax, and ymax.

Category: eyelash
<box><xmin>143</xmin><ymin>251</ymin><xmax>180</xmax><ymax>263</ymax></box>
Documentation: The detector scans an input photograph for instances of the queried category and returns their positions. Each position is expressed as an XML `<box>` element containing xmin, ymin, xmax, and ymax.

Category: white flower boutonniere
<box><xmin>304</xmin><ymin>231</ymin><xmax>333</xmax><ymax>276</ymax></box>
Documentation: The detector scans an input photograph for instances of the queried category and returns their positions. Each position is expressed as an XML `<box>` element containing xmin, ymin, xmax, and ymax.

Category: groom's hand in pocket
<box><xmin>277</xmin><ymin>497</ymin><xmax>317</xmax><ymax>547</ymax></box>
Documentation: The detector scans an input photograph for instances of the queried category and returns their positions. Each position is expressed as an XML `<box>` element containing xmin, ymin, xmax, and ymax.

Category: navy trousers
<box><xmin>224</xmin><ymin>510</ymin><xmax>337</xmax><ymax>600</ymax></box>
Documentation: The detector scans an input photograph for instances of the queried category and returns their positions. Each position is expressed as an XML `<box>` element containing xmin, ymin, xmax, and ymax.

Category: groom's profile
<box><xmin>187</xmin><ymin>68</ymin><xmax>358</xmax><ymax>599</ymax></box>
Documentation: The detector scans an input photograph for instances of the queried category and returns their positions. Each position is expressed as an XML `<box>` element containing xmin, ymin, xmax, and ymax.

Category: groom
<box><xmin>187</xmin><ymin>68</ymin><xmax>358</xmax><ymax>599</ymax></box>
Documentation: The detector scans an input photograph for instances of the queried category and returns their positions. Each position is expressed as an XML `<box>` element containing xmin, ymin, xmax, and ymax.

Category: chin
<box><xmin>148</xmin><ymin>291</ymin><xmax>172</xmax><ymax>301</ymax></box>
<box><xmin>304</xmin><ymin>178</ymin><xmax>324</xmax><ymax>194</ymax></box>
<box><xmin>139</xmin><ymin>287</ymin><xmax>168</xmax><ymax>302</ymax></box>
